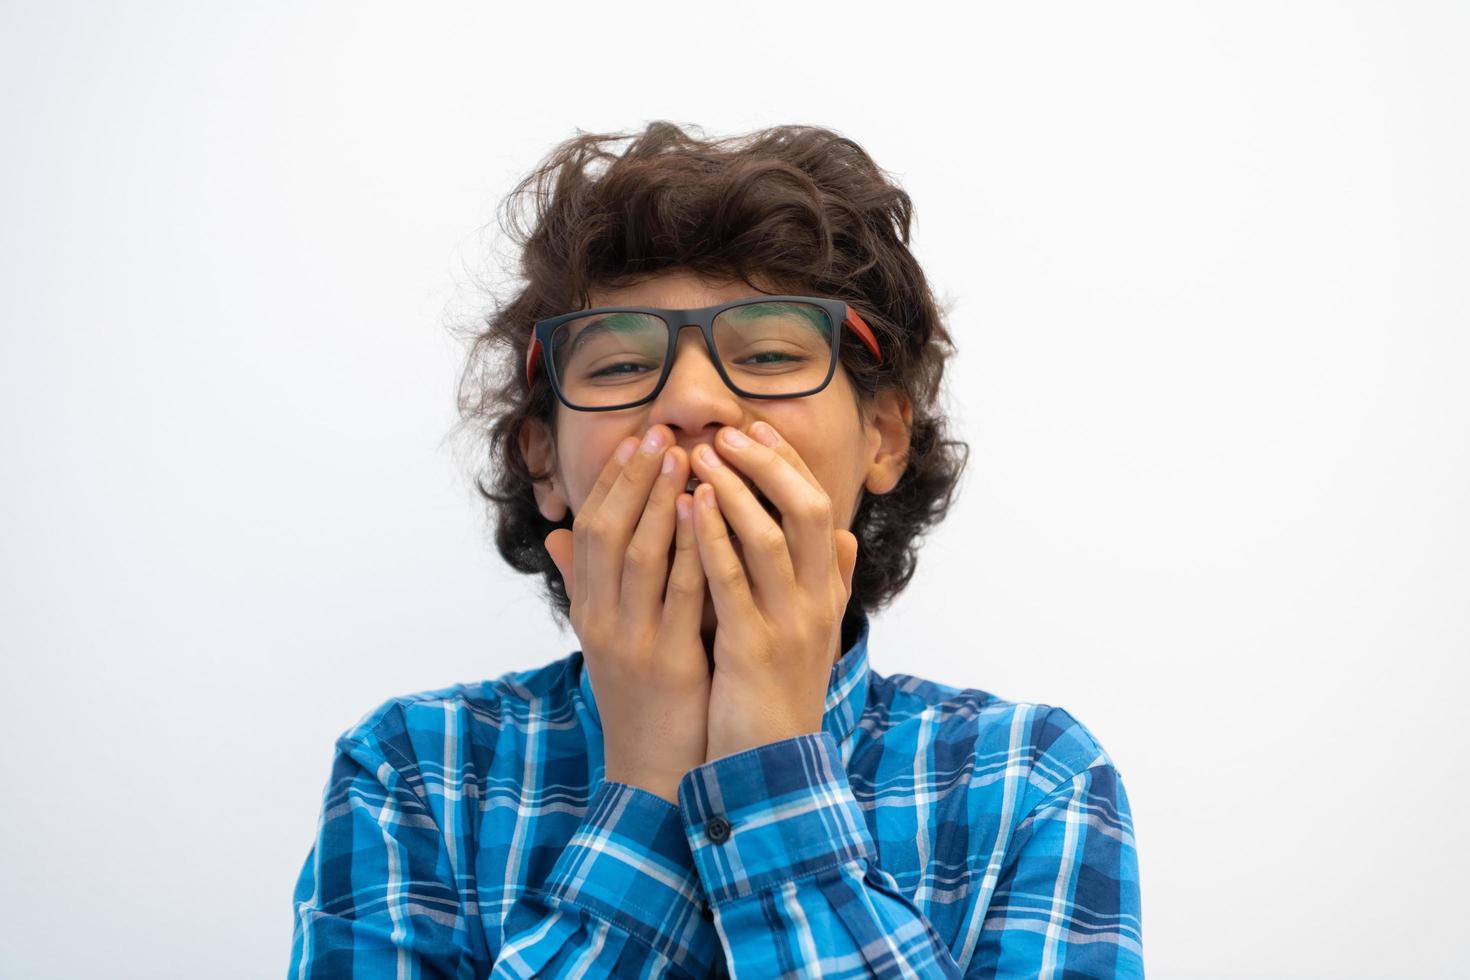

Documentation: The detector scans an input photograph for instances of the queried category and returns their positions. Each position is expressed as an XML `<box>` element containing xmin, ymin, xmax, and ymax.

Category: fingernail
<box><xmin>699</xmin><ymin>445</ymin><xmax>724</xmax><ymax>468</ymax></box>
<box><xmin>721</xmin><ymin>427</ymin><xmax>749</xmax><ymax>448</ymax></box>
<box><xmin>640</xmin><ymin>427</ymin><xmax>667</xmax><ymax>455</ymax></box>
<box><xmin>752</xmin><ymin>421</ymin><xmax>779</xmax><ymax>446</ymax></box>
<box><xmin>661</xmin><ymin>450</ymin><xmax>675</xmax><ymax>475</ymax></box>
<box><xmin>615</xmin><ymin>438</ymin><xmax>638</xmax><ymax>464</ymax></box>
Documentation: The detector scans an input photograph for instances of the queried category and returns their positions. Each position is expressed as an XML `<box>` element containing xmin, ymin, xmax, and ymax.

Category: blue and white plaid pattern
<box><xmin>289</xmin><ymin>612</ymin><xmax>1143</xmax><ymax>977</ymax></box>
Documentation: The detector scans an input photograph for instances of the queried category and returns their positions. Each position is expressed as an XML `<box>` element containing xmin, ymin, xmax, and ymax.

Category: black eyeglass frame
<box><xmin>524</xmin><ymin>295</ymin><xmax>883</xmax><ymax>413</ymax></box>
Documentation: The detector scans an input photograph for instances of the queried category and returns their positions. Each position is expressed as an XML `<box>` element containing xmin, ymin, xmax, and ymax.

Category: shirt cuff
<box><xmin>677</xmin><ymin>731</ymin><xmax>876</xmax><ymax>905</ymax></box>
<box><xmin>541</xmin><ymin>779</ymin><xmax>715</xmax><ymax>959</ymax></box>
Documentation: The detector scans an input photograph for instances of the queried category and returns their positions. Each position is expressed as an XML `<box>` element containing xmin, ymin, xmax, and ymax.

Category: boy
<box><xmin>289</xmin><ymin>122</ymin><xmax>1143</xmax><ymax>977</ymax></box>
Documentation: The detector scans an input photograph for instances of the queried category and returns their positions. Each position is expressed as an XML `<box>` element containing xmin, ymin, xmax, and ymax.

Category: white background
<box><xmin>2</xmin><ymin>2</ymin><xmax>1466</xmax><ymax>977</ymax></box>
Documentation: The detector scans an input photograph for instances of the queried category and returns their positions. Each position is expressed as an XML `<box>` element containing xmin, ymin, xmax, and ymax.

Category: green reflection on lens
<box><xmin>725</xmin><ymin>302</ymin><xmax>832</xmax><ymax>340</ymax></box>
<box><xmin>600</xmin><ymin>312</ymin><xmax>656</xmax><ymax>334</ymax></box>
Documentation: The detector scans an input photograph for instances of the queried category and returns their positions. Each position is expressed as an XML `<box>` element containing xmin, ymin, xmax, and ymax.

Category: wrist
<box><xmin>604</xmin><ymin>768</ymin><xmax>681</xmax><ymax>805</ymax></box>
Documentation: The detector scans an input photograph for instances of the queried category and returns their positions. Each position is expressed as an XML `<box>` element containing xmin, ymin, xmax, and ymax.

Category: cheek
<box><xmin>563</xmin><ymin>443</ymin><xmax>622</xmax><ymax>513</ymax></box>
<box><xmin>553</xmin><ymin>414</ymin><xmax>628</xmax><ymax>496</ymax></box>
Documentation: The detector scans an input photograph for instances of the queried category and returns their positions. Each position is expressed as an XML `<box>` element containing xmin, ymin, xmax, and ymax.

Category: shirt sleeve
<box><xmin>491</xmin><ymin>779</ymin><xmax>722</xmax><ymax>978</ymax></box>
<box><xmin>677</xmin><ymin>731</ymin><xmax>965</xmax><ymax>979</ymax></box>
<box><xmin>966</xmin><ymin>762</ymin><xmax>1144</xmax><ymax>979</ymax></box>
<box><xmin>288</xmin><ymin>734</ymin><xmax>478</xmax><ymax>978</ymax></box>
<box><xmin>289</xmin><ymin>734</ymin><xmax>722</xmax><ymax>978</ymax></box>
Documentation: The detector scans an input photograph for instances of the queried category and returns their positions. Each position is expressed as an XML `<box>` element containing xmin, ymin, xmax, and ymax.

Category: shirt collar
<box><xmin>574</xmin><ymin>608</ymin><xmax>873</xmax><ymax>747</ymax></box>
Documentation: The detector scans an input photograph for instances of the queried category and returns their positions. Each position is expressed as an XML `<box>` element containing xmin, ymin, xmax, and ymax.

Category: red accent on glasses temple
<box><xmin>524</xmin><ymin>303</ymin><xmax>882</xmax><ymax>389</ymax></box>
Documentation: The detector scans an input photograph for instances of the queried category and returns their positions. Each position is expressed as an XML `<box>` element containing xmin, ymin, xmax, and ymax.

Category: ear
<box><xmin>863</xmin><ymin>388</ymin><xmax>914</xmax><ymax>496</ymax></box>
<box><xmin>518</xmin><ymin>417</ymin><xmax>570</xmax><ymax>522</ymax></box>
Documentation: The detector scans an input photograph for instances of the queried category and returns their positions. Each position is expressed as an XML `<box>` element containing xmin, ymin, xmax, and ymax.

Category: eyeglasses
<box><xmin>525</xmin><ymin>296</ymin><xmax>881</xmax><ymax>412</ymax></box>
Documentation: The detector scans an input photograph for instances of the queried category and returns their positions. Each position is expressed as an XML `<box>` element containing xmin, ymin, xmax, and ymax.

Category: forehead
<box><xmin>584</xmin><ymin>268</ymin><xmax>794</xmax><ymax>311</ymax></box>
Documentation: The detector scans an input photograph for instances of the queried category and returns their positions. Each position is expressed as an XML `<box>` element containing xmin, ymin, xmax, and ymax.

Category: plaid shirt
<box><xmin>289</xmin><ymin>612</ymin><xmax>1142</xmax><ymax>978</ymax></box>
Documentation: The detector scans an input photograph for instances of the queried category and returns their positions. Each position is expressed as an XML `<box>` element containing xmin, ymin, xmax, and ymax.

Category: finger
<box><xmin>661</xmin><ymin>491</ymin><xmax>709</xmax><ymax>670</ymax></box>
<box><xmin>692</xmin><ymin>481</ymin><xmax>758</xmax><ymax>629</ymax></box>
<box><xmin>750</xmin><ymin>420</ymin><xmax>822</xmax><ymax>491</ymax></box>
<box><xmin>574</xmin><ymin>434</ymin><xmax>639</xmax><ymax>625</ymax></box>
<box><xmin>582</xmin><ymin>434</ymin><xmax>642</xmax><ymax>517</ymax></box>
<box><xmin>620</xmin><ymin>445</ymin><xmax>691</xmax><ymax>627</ymax></box>
<box><xmin>835</xmin><ymin>529</ymin><xmax>859</xmax><ymax>604</ymax></box>
<box><xmin>699</xmin><ymin>425</ymin><xmax>833</xmax><ymax>597</ymax></box>
<box><xmin>689</xmin><ymin>441</ymin><xmax>794</xmax><ymax>609</ymax></box>
<box><xmin>583</xmin><ymin>426</ymin><xmax>673</xmax><ymax>627</ymax></box>
<box><xmin>747</xmin><ymin>421</ymin><xmax>851</xmax><ymax>610</ymax></box>
<box><xmin>749</xmin><ymin>421</ymin><xmax>846</xmax><ymax>598</ymax></box>
<box><xmin>545</xmin><ymin>528</ymin><xmax>574</xmax><ymax>605</ymax></box>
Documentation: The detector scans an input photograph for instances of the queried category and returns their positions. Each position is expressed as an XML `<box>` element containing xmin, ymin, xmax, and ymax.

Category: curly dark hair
<box><xmin>448</xmin><ymin>121</ymin><xmax>970</xmax><ymax>633</ymax></box>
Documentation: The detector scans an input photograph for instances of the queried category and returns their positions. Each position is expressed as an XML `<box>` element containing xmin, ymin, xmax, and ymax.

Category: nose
<box><xmin>646</xmin><ymin>323</ymin><xmax>743</xmax><ymax>436</ymax></box>
<box><xmin>664</xmin><ymin>323</ymin><xmax>732</xmax><ymax>396</ymax></box>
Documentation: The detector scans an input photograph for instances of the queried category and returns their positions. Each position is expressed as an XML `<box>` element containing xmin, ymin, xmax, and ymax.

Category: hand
<box><xmin>543</xmin><ymin>425</ymin><xmax>710</xmax><ymax>804</ymax></box>
<box><xmin>687</xmin><ymin>421</ymin><xmax>860</xmax><ymax>763</ymax></box>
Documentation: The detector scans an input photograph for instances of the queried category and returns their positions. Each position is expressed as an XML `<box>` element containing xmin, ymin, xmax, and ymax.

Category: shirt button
<box><xmin>705</xmin><ymin>815</ymin><xmax>731</xmax><ymax>843</ymax></box>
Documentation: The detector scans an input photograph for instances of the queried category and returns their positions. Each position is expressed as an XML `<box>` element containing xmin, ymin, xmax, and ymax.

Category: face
<box><xmin>520</xmin><ymin>268</ymin><xmax>912</xmax><ymax>654</ymax></box>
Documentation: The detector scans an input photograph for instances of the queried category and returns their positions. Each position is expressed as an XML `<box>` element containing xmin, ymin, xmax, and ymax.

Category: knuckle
<box><xmin>799</xmin><ymin>494</ymin><xmax>832</xmax><ymax>524</ymax></box>
<box><xmin>665</xmin><ymin>572</ymin><xmax>701</xmax><ymax>601</ymax></box>
<box><xmin>755</xmin><ymin>525</ymin><xmax>788</xmax><ymax>554</ymax></box>
<box><xmin>582</xmin><ymin>625</ymin><xmax>610</xmax><ymax>654</ymax></box>
<box><xmin>667</xmin><ymin>550</ymin><xmax>700</xmax><ymax>580</ymax></box>
<box><xmin>622</xmin><ymin>540</ymin><xmax>655</xmax><ymax>570</ymax></box>
<box><xmin>663</xmin><ymin>661</ymin><xmax>703</xmax><ymax>688</ymax></box>
<box><xmin>617</xmin><ymin>460</ymin><xmax>650</xmax><ymax>490</ymax></box>
<box><xmin>714</xmin><ymin>559</ymin><xmax>744</xmax><ymax>588</ymax></box>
